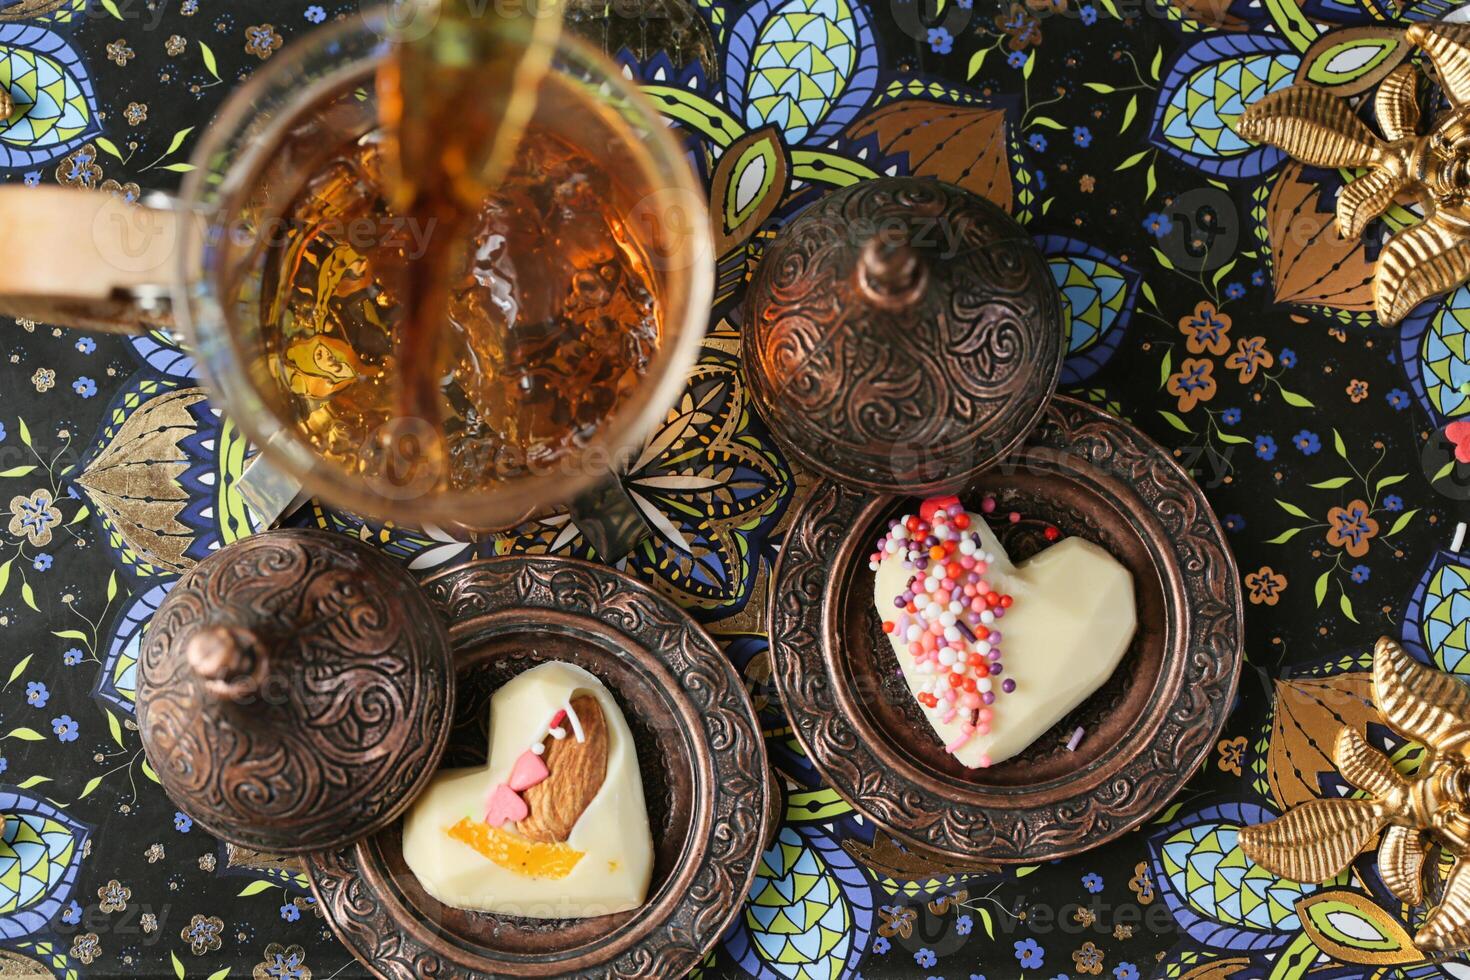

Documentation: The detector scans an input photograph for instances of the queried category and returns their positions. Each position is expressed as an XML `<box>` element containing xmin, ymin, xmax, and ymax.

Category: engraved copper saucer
<box><xmin>768</xmin><ymin>396</ymin><xmax>1242</xmax><ymax>862</ymax></box>
<box><xmin>307</xmin><ymin>556</ymin><xmax>769</xmax><ymax>980</ymax></box>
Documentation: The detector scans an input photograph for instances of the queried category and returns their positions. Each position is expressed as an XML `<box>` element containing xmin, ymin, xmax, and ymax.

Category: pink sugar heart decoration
<box><xmin>484</xmin><ymin>783</ymin><xmax>528</xmax><ymax>827</ymax></box>
<box><xmin>920</xmin><ymin>495</ymin><xmax>960</xmax><ymax>523</ymax></box>
<box><xmin>507</xmin><ymin>750</ymin><xmax>549</xmax><ymax>792</ymax></box>
<box><xmin>1448</xmin><ymin>421</ymin><xmax>1470</xmax><ymax>464</ymax></box>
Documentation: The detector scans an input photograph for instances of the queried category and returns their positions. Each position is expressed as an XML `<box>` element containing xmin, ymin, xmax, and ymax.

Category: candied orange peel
<box><xmin>447</xmin><ymin>817</ymin><xmax>584</xmax><ymax>879</ymax></box>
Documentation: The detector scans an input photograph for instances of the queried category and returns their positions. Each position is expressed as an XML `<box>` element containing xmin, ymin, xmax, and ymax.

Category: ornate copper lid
<box><xmin>137</xmin><ymin>529</ymin><xmax>455</xmax><ymax>854</ymax></box>
<box><xmin>743</xmin><ymin>177</ymin><xmax>1064</xmax><ymax>493</ymax></box>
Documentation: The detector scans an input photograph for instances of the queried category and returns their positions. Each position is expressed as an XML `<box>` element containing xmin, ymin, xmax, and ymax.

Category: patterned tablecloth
<box><xmin>0</xmin><ymin>0</ymin><xmax>1461</xmax><ymax>976</ymax></box>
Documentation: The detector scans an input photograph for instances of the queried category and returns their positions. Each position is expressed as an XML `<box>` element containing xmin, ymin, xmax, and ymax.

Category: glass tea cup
<box><xmin>0</xmin><ymin>8</ymin><xmax>713</xmax><ymax>541</ymax></box>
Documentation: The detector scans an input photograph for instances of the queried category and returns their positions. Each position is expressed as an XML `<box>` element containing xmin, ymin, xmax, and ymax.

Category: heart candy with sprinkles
<box><xmin>871</xmin><ymin>495</ymin><xmax>1017</xmax><ymax>767</ymax></box>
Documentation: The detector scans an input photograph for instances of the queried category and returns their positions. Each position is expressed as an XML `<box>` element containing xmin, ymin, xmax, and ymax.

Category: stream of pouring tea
<box><xmin>258</xmin><ymin>0</ymin><xmax>662</xmax><ymax>501</ymax></box>
<box><xmin>375</xmin><ymin>0</ymin><xmax>564</xmax><ymax>485</ymax></box>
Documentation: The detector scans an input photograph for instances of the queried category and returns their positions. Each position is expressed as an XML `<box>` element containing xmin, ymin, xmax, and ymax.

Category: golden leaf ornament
<box><xmin>1239</xmin><ymin>637</ymin><xmax>1470</xmax><ymax>952</ymax></box>
<box><xmin>1237</xmin><ymin>23</ymin><xmax>1470</xmax><ymax>324</ymax></box>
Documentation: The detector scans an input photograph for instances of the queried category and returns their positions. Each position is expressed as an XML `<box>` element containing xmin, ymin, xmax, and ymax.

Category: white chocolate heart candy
<box><xmin>871</xmin><ymin>502</ymin><xmax>1136</xmax><ymax>769</ymax></box>
<box><xmin>401</xmin><ymin>661</ymin><xmax>654</xmax><ymax>918</ymax></box>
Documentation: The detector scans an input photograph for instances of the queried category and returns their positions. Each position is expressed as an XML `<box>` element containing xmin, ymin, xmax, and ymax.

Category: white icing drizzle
<box><xmin>564</xmin><ymin>698</ymin><xmax>586</xmax><ymax>743</ymax></box>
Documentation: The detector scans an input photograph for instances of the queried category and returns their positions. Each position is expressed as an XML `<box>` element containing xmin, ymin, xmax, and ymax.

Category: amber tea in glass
<box><xmin>0</xmin><ymin>13</ymin><xmax>711</xmax><ymax>531</ymax></box>
<box><xmin>255</xmin><ymin>93</ymin><xmax>662</xmax><ymax>492</ymax></box>
<box><xmin>193</xmin><ymin>16</ymin><xmax>710</xmax><ymax>528</ymax></box>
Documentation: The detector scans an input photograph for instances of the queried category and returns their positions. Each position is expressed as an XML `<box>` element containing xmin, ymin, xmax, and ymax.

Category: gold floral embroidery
<box><xmin>927</xmin><ymin>890</ymin><xmax>968</xmax><ymax>915</ymax></box>
<box><xmin>995</xmin><ymin>3</ymin><xmax>1042</xmax><ymax>50</ymax></box>
<box><xmin>98</xmin><ymin>878</ymin><xmax>130</xmax><ymax>913</ymax></box>
<box><xmin>1217</xmin><ymin>735</ymin><xmax>1246</xmax><ymax>776</ymax></box>
<box><xmin>70</xmin><ymin>933</ymin><xmax>100</xmax><ymax>965</ymax></box>
<box><xmin>1073</xmin><ymin>940</ymin><xmax>1104</xmax><ymax>975</ymax></box>
<box><xmin>1326</xmin><ymin>499</ymin><xmax>1378</xmax><ymax>558</ymax></box>
<box><xmin>1128</xmin><ymin>861</ymin><xmax>1154</xmax><ymax>905</ymax></box>
<box><xmin>1179</xmin><ymin>300</ymin><xmax>1231</xmax><ymax>355</ymax></box>
<box><xmin>876</xmin><ymin>904</ymin><xmax>916</xmax><ymax>939</ymax></box>
<box><xmin>1225</xmin><ymin>335</ymin><xmax>1273</xmax><ymax>383</ymax></box>
<box><xmin>55</xmin><ymin>143</ymin><xmax>101</xmax><ymax>188</ymax></box>
<box><xmin>8</xmin><ymin>489</ymin><xmax>60</xmax><ymax>547</ymax></box>
<box><xmin>253</xmin><ymin>943</ymin><xmax>311</xmax><ymax>980</ymax></box>
<box><xmin>1245</xmin><ymin>566</ymin><xmax>1286</xmax><ymax>605</ymax></box>
<box><xmin>244</xmin><ymin>24</ymin><xmax>282</xmax><ymax>59</ymax></box>
<box><xmin>1167</xmin><ymin>357</ymin><xmax>1217</xmax><ymax>412</ymax></box>
<box><xmin>106</xmin><ymin>38</ymin><xmax>133</xmax><ymax>66</ymax></box>
<box><xmin>100</xmin><ymin>179</ymin><xmax>141</xmax><ymax>203</ymax></box>
<box><xmin>181</xmin><ymin>914</ymin><xmax>223</xmax><ymax>955</ymax></box>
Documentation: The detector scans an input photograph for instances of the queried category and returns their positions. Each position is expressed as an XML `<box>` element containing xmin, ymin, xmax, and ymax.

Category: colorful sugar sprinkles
<box><xmin>870</xmin><ymin>495</ymin><xmax>1015</xmax><ymax>768</ymax></box>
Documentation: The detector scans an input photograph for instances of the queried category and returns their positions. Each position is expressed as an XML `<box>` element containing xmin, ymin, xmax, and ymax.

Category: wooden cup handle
<box><xmin>0</xmin><ymin>186</ymin><xmax>188</xmax><ymax>333</ymax></box>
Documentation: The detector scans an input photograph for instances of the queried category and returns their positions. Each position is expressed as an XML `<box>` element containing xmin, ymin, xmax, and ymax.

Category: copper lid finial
<box><xmin>137</xmin><ymin>529</ymin><xmax>455</xmax><ymax>853</ymax></box>
<box><xmin>856</xmin><ymin>238</ymin><xmax>926</xmax><ymax>309</ymax></box>
<box><xmin>185</xmin><ymin>624</ymin><xmax>267</xmax><ymax>702</ymax></box>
